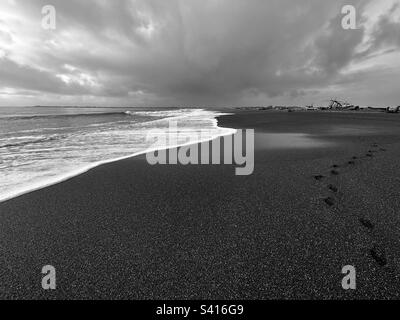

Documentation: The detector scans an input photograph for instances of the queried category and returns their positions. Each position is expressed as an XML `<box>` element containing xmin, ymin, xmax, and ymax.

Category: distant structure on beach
<box><xmin>327</xmin><ymin>99</ymin><xmax>359</xmax><ymax>110</ymax></box>
<box><xmin>236</xmin><ymin>100</ymin><xmax>400</xmax><ymax>114</ymax></box>
<box><xmin>386</xmin><ymin>106</ymin><xmax>400</xmax><ymax>113</ymax></box>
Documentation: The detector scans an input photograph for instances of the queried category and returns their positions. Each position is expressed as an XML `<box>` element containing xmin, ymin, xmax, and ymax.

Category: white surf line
<box><xmin>0</xmin><ymin>110</ymin><xmax>237</xmax><ymax>203</ymax></box>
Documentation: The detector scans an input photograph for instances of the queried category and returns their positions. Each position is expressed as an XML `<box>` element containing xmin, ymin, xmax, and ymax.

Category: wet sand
<box><xmin>1</xmin><ymin>110</ymin><xmax>400</xmax><ymax>299</ymax></box>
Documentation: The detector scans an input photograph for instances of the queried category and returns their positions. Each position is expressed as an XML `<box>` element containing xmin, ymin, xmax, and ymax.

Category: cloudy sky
<box><xmin>0</xmin><ymin>0</ymin><xmax>399</xmax><ymax>107</ymax></box>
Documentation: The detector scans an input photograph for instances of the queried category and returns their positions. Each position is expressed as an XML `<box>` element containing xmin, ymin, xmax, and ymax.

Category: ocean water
<box><xmin>0</xmin><ymin>107</ymin><xmax>235</xmax><ymax>202</ymax></box>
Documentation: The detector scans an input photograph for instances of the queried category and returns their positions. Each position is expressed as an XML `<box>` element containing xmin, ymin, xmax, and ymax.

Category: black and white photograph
<box><xmin>0</xmin><ymin>0</ymin><xmax>400</xmax><ymax>308</ymax></box>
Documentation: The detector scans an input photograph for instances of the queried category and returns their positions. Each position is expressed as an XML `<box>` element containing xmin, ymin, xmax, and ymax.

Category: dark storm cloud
<box><xmin>0</xmin><ymin>0</ymin><xmax>399</xmax><ymax>106</ymax></box>
<box><xmin>0</xmin><ymin>57</ymin><xmax>84</xmax><ymax>94</ymax></box>
<box><xmin>368</xmin><ymin>3</ymin><xmax>400</xmax><ymax>49</ymax></box>
<box><xmin>313</xmin><ymin>13</ymin><xmax>365</xmax><ymax>74</ymax></box>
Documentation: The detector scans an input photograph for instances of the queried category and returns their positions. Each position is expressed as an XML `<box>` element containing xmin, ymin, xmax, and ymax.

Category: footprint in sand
<box><xmin>359</xmin><ymin>218</ymin><xmax>374</xmax><ymax>230</ymax></box>
<box><xmin>323</xmin><ymin>197</ymin><xmax>335</xmax><ymax>206</ymax></box>
<box><xmin>330</xmin><ymin>169</ymin><xmax>339</xmax><ymax>176</ymax></box>
<box><xmin>328</xmin><ymin>184</ymin><xmax>338</xmax><ymax>193</ymax></box>
<box><xmin>370</xmin><ymin>247</ymin><xmax>387</xmax><ymax>267</ymax></box>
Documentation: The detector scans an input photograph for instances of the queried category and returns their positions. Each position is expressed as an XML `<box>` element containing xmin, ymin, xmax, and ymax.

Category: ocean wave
<box><xmin>131</xmin><ymin>109</ymin><xmax>199</xmax><ymax>117</ymax></box>
<box><xmin>0</xmin><ymin>136</ymin><xmax>59</xmax><ymax>149</ymax></box>
<box><xmin>0</xmin><ymin>111</ymin><xmax>135</xmax><ymax>121</ymax></box>
<box><xmin>0</xmin><ymin>109</ymin><xmax>198</xmax><ymax>121</ymax></box>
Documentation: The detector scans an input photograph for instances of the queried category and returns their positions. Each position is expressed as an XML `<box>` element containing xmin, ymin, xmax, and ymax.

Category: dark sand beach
<box><xmin>1</xmin><ymin>110</ymin><xmax>400</xmax><ymax>299</ymax></box>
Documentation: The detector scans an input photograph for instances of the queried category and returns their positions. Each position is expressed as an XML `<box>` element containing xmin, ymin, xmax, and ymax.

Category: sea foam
<box><xmin>0</xmin><ymin>108</ymin><xmax>235</xmax><ymax>202</ymax></box>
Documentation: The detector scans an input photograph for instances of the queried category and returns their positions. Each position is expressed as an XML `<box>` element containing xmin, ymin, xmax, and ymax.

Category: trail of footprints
<box><xmin>313</xmin><ymin>142</ymin><xmax>389</xmax><ymax>267</ymax></box>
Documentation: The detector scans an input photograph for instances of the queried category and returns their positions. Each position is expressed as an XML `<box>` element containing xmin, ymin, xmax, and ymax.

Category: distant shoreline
<box><xmin>235</xmin><ymin>106</ymin><xmax>400</xmax><ymax>113</ymax></box>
